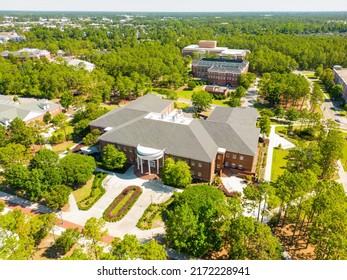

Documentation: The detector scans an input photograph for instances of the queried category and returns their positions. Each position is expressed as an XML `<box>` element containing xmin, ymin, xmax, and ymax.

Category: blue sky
<box><xmin>0</xmin><ymin>0</ymin><xmax>346</xmax><ymax>12</ymax></box>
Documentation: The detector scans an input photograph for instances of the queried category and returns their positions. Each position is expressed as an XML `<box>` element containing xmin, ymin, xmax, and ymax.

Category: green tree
<box><xmin>60</xmin><ymin>91</ymin><xmax>74</xmax><ymax>110</ymax></box>
<box><xmin>60</xmin><ymin>154</ymin><xmax>96</xmax><ymax>187</ymax></box>
<box><xmin>55</xmin><ymin>228</ymin><xmax>80</xmax><ymax>256</ymax></box>
<box><xmin>228</xmin><ymin>216</ymin><xmax>282</xmax><ymax>260</ymax></box>
<box><xmin>82</xmin><ymin>129</ymin><xmax>101</xmax><ymax>146</ymax></box>
<box><xmin>160</xmin><ymin>158</ymin><xmax>192</xmax><ymax>188</ymax></box>
<box><xmin>3</xmin><ymin>164</ymin><xmax>29</xmax><ymax>191</ymax></box>
<box><xmin>8</xmin><ymin>118</ymin><xmax>35</xmax><ymax>148</ymax></box>
<box><xmin>330</xmin><ymin>84</ymin><xmax>343</xmax><ymax>99</ymax></box>
<box><xmin>319</xmin><ymin>129</ymin><xmax>344</xmax><ymax>179</ymax></box>
<box><xmin>44</xmin><ymin>185</ymin><xmax>72</xmax><ymax>210</ymax></box>
<box><xmin>62</xmin><ymin>249</ymin><xmax>91</xmax><ymax>260</ymax></box>
<box><xmin>83</xmin><ymin>217</ymin><xmax>108</xmax><ymax>260</ymax></box>
<box><xmin>101</xmin><ymin>144</ymin><xmax>127</xmax><ymax>170</ymax></box>
<box><xmin>192</xmin><ymin>90</ymin><xmax>212</xmax><ymax>112</ymax></box>
<box><xmin>0</xmin><ymin>143</ymin><xmax>29</xmax><ymax>168</ymax></box>
<box><xmin>165</xmin><ymin>184</ymin><xmax>227</xmax><ymax>257</ymax></box>
<box><xmin>259</xmin><ymin>116</ymin><xmax>271</xmax><ymax>136</ymax></box>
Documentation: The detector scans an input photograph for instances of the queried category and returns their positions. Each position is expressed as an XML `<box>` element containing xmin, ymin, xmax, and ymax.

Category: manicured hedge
<box><xmin>77</xmin><ymin>173</ymin><xmax>107</xmax><ymax>211</ymax></box>
<box><xmin>103</xmin><ymin>186</ymin><xmax>142</xmax><ymax>222</ymax></box>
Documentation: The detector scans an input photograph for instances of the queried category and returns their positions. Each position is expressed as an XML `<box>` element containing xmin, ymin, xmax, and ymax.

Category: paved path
<box><xmin>264</xmin><ymin>125</ymin><xmax>295</xmax><ymax>182</ymax></box>
<box><xmin>1</xmin><ymin>166</ymin><xmax>179</xmax><ymax>241</ymax></box>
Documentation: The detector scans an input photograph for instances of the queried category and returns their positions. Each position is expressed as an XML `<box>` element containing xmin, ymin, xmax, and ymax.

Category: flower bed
<box><xmin>103</xmin><ymin>185</ymin><xmax>142</xmax><ymax>222</ymax></box>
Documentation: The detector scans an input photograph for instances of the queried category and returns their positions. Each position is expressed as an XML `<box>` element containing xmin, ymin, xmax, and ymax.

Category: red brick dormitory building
<box><xmin>90</xmin><ymin>94</ymin><xmax>260</xmax><ymax>183</ymax></box>
<box><xmin>192</xmin><ymin>58</ymin><xmax>249</xmax><ymax>87</ymax></box>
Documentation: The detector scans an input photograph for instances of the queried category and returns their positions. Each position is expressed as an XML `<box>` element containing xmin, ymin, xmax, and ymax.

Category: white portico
<box><xmin>136</xmin><ymin>145</ymin><xmax>165</xmax><ymax>174</ymax></box>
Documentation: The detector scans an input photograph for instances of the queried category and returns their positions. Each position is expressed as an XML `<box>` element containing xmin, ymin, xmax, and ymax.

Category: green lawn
<box><xmin>51</xmin><ymin>141</ymin><xmax>75</xmax><ymax>153</ymax></box>
<box><xmin>211</xmin><ymin>99</ymin><xmax>229</xmax><ymax>106</ymax></box>
<box><xmin>73</xmin><ymin>175</ymin><xmax>95</xmax><ymax>203</ymax></box>
<box><xmin>176</xmin><ymin>89</ymin><xmax>194</xmax><ymax>99</ymax></box>
<box><xmin>174</xmin><ymin>101</ymin><xmax>190</xmax><ymax>110</ymax></box>
<box><xmin>271</xmin><ymin>148</ymin><xmax>290</xmax><ymax>182</ymax></box>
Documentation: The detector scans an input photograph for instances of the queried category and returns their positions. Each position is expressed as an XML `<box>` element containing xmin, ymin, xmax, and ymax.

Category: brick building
<box><xmin>90</xmin><ymin>94</ymin><xmax>260</xmax><ymax>183</ymax></box>
<box><xmin>192</xmin><ymin>58</ymin><xmax>249</xmax><ymax>87</ymax></box>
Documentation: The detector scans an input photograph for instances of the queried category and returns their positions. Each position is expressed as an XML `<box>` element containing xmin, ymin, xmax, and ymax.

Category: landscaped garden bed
<box><xmin>103</xmin><ymin>185</ymin><xmax>142</xmax><ymax>222</ymax></box>
<box><xmin>137</xmin><ymin>198</ymin><xmax>174</xmax><ymax>230</ymax></box>
<box><xmin>77</xmin><ymin>173</ymin><xmax>107</xmax><ymax>210</ymax></box>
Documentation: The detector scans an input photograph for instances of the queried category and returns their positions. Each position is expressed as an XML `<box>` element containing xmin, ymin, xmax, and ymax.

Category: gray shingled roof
<box><xmin>99</xmin><ymin>118</ymin><xmax>219</xmax><ymax>162</ymax></box>
<box><xmin>93</xmin><ymin>94</ymin><xmax>260</xmax><ymax>161</ymax></box>
<box><xmin>89</xmin><ymin>107</ymin><xmax>147</xmax><ymax>129</ymax></box>
<box><xmin>207</xmin><ymin>107</ymin><xmax>258</xmax><ymax>127</ymax></box>
<box><xmin>0</xmin><ymin>96</ymin><xmax>60</xmax><ymax>123</ymax></box>
<box><xmin>126</xmin><ymin>94</ymin><xmax>173</xmax><ymax>113</ymax></box>
<box><xmin>204</xmin><ymin>107</ymin><xmax>260</xmax><ymax>156</ymax></box>
<box><xmin>202</xmin><ymin>121</ymin><xmax>260</xmax><ymax>156</ymax></box>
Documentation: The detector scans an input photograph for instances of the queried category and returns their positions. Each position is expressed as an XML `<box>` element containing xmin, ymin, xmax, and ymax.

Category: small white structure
<box><xmin>136</xmin><ymin>145</ymin><xmax>165</xmax><ymax>175</ymax></box>
<box><xmin>67</xmin><ymin>59</ymin><xmax>95</xmax><ymax>72</ymax></box>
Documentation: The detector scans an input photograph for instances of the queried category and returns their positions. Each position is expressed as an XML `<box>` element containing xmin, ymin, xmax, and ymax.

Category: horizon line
<box><xmin>1</xmin><ymin>10</ymin><xmax>347</xmax><ymax>13</ymax></box>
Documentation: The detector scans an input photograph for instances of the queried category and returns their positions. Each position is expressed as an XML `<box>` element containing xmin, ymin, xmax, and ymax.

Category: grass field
<box><xmin>174</xmin><ymin>101</ymin><xmax>190</xmax><ymax>110</ymax></box>
<box><xmin>271</xmin><ymin>148</ymin><xmax>290</xmax><ymax>182</ymax></box>
<box><xmin>73</xmin><ymin>175</ymin><xmax>95</xmax><ymax>203</ymax></box>
<box><xmin>211</xmin><ymin>99</ymin><xmax>229</xmax><ymax>106</ymax></box>
<box><xmin>51</xmin><ymin>141</ymin><xmax>75</xmax><ymax>153</ymax></box>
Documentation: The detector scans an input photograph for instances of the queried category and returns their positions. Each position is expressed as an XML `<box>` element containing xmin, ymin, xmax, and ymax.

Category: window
<box><xmin>191</xmin><ymin>171</ymin><xmax>195</xmax><ymax>175</ymax></box>
<box><xmin>117</xmin><ymin>145</ymin><xmax>121</xmax><ymax>150</ymax></box>
<box><xmin>130</xmin><ymin>157</ymin><xmax>133</xmax><ymax>161</ymax></box>
<box><xmin>232</xmin><ymin>154</ymin><xmax>237</xmax><ymax>159</ymax></box>
<box><xmin>191</xmin><ymin>161</ymin><xmax>195</xmax><ymax>166</ymax></box>
<box><xmin>198</xmin><ymin>162</ymin><xmax>202</xmax><ymax>168</ymax></box>
<box><xmin>231</xmin><ymin>163</ymin><xmax>236</xmax><ymax>168</ymax></box>
<box><xmin>129</xmin><ymin>149</ymin><xmax>133</xmax><ymax>153</ymax></box>
<box><xmin>124</xmin><ymin>147</ymin><xmax>127</xmax><ymax>152</ymax></box>
<box><xmin>198</xmin><ymin>172</ymin><xmax>202</xmax><ymax>177</ymax></box>
<box><xmin>226</xmin><ymin>153</ymin><xmax>230</xmax><ymax>158</ymax></box>
<box><xmin>240</xmin><ymin>156</ymin><xmax>244</xmax><ymax>161</ymax></box>
<box><xmin>225</xmin><ymin>162</ymin><xmax>229</xmax><ymax>167</ymax></box>
<box><xmin>217</xmin><ymin>164</ymin><xmax>221</xmax><ymax>169</ymax></box>
<box><xmin>238</xmin><ymin>165</ymin><xmax>243</xmax><ymax>170</ymax></box>
<box><xmin>217</xmin><ymin>155</ymin><xmax>221</xmax><ymax>160</ymax></box>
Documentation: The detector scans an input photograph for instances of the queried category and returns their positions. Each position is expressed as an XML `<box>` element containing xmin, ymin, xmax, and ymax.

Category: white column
<box><xmin>140</xmin><ymin>158</ymin><xmax>143</xmax><ymax>173</ymax></box>
<box><xmin>148</xmin><ymin>160</ymin><xmax>151</xmax><ymax>175</ymax></box>
<box><xmin>157</xmin><ymin>158</ymin><xmax>159</xmax><ymax>174</ymax></box>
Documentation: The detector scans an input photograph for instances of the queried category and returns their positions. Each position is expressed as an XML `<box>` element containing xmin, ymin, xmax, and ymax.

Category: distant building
<box><xmin>90</xmin><ymin>94</ymin><xmax>260</xmax><ymax>183</ymax></box>
<box><xmin>183</xmin><ymin>40</ymin><xmax>250</xmax><ymax>60</ymax></box>
<box><xmin>192</xmin><ymin>58</ymin><xmax>249</xmax><ymax>87</ymax></box>
<box><xmin>0</xmin><ymin>32</ymin><xmax>25</xmax><ymax>44</ymax></box>
<box><xmin>1</xmin><ymin>48</ymin><xmax>50</xmax><ymax>60</ymax></box>
<box><xmin>204</xmin><ymin>85</ymin><xmax>229</xmax><ymax>96</ymax></box>
<box><xmin>0</xmin><ymin>95</ymin><xmax>62</xmax><ymax>126</ymax></box>
<box><xmin>65</xmin><ymin>58</ymin><xmax>95</xmax><ymax>72</ymax></box>
<box><xmin>333</xmin><ymin>65</ymin><xmax>347</xmax><ymax>101</ymax></box>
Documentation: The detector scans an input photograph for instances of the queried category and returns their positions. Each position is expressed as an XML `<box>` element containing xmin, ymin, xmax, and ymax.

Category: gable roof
<box><xmin>99</xmin><ymin>118</ymin><xmax>219</xmax><ymax>162</ymax></box>
<box><xmin>126</xmin><ymin>94</ymin><xmax>173</xmax><ymax>113</ymax></box>
<box><xmin>93</xmin><ymin>94</ymin><xmax>260</xmax><ymax>161</ymax></box>
<box><xmin>204</xmin><ymin>107</ymin><xmax>260</xmax><ymax>156</ymax></box>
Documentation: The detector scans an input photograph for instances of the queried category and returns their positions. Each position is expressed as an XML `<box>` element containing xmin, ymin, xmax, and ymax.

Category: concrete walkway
<box><xmin>264</xmin><ymin>125</ymin><xmax>295</xmax><ymax>182</ymax></box>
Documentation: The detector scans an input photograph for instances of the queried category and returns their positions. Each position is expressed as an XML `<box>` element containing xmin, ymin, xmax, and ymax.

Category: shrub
<box><xmin>0</xmin><ymin>201</ymin><xmax>5</xmax><ymax>212</ymax></box>
<box><xmin>103</xmin><ymin>186</ymin><xmax>142</xmax><ymax>222</ymax></box>
<box><xmin>77</xmin><ymin>173</ymin><xmax>107</xmax><ymax>211</ymax></box>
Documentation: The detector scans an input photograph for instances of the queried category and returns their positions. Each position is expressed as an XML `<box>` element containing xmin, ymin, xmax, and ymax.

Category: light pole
<box><xmin>59</xmin><ymin>211</ymin><xmax>64</xmax><ymax>225</ymax></box>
